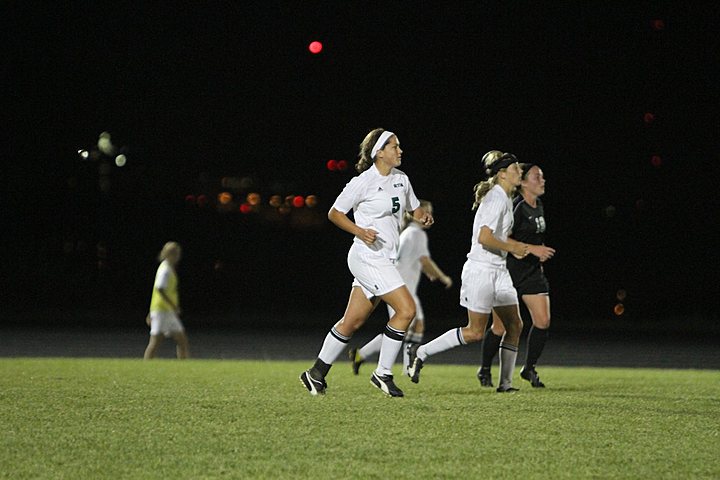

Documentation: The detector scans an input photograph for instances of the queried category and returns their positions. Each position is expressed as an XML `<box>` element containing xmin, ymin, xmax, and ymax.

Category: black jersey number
<box><xmin>391</xmin><ymin>196</ymin><xmax>400</xmax><ymax>213</ymax></box>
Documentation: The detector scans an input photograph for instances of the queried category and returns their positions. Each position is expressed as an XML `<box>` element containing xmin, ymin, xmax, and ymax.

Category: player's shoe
<box><xmin>496</xmin><ymin>385</ymin><xmax>520</xmax><ymax>393</ymax></box>
<box><xmin>407</xmin><ymin>344</ymin><xmax>424</xmax><ymax>384</ymax></box>
<box><xmin>477</xmin><ymin>367</ymin><xmax>494</xmax><ymax>387</ymax></box>
<box><xmin>348</xmin><ymin>347</ymin><xmax>364</xmax><ymax>375</ymax></box>
<box><xmin>300</xmin><ymin>370</ymin><xmax>327</xmax><ymax>396</ymax></box>
<box><xmin>370</xmin><ymin>372</ymin><xmax>404</xmax><ymax>397</ymax></box>
<box><xmin>520</xmin><ymin>366</ymin><xmax>545</xmax><ymax>388</ymax></box>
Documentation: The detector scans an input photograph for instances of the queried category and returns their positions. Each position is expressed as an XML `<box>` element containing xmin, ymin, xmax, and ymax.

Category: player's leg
<box><xmin>408</xmin><ymin>309</ymin><xmax>490</xmax><ymax>384</ymax></box>
<box><xmin>370</xmin><ymin>285</ymin><xmax>415</xmax><ymax>396</ymax></box>
<box><xmin>493</xmin><ymin>304</ymin><xmax>523</xmax><ymax>392</ymax></box>
<box><xmin>350</xmin><ymin>332</ymin><xmax>383</xmax><ymax>375</ymax></box>
<box><xmin>478</xmin><ymin>311</ymin><xmax>505</xmax><ymax>387</ymax></box>
<box><xmin>402</xmin><ymin>296</ymin><xmax>424</xmax><ymax>374</ymax></box>
<box><xmin>143</xmin><ymin>335</ymin><xmax>164</xmax><ymax>359</ymax></box>
<box><xmin>172</xmin><ymin>331</ymin><xmax>190</xmax><ymax>359</ymax></box>
<box><xmin>520</xmin><ymin>294</ymin><xmax>550</xmax><ymax>387</ymax></box>
<box><xmin>301</xmin><ymin>287</ymin><xmax>379</xmax><ymax>395</ymax></box>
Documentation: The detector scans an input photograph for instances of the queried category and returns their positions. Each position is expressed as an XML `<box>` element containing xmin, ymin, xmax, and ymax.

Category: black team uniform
<box><xmin>479</xmin><ymin>193</ymin><xmax>550</xmax><ymax>388</ymax></box>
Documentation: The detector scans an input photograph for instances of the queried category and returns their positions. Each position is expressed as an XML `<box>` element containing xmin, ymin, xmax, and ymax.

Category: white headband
<box><xmin>370</xmin><ymin>131</ymin><xmax>395</xmax><ymax>159</ymax></box>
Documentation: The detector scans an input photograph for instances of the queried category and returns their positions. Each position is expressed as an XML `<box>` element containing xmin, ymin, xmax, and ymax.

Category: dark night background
<box><xmin>2</xmin><ymin>1</ymin><xmax>719</xmax><ymax>336</ymax></box>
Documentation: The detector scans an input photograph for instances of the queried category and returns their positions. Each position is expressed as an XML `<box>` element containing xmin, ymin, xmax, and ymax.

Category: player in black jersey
<box><xmin>478</xmin><ymin>163</ymin><xmax>556</xmax><ymax>388</ymax></box>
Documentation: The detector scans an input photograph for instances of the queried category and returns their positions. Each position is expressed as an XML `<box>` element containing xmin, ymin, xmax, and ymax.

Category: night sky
<box><xmin>3</xmin><ymin>2</ymin><xmax>719</xmax><ymax>331</ymax></box>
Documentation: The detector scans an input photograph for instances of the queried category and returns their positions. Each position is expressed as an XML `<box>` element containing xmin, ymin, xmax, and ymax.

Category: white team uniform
<box><xmin>386</xmin><ymin>223</ymin><xmax>429</xmax><ymax>320</ymax></box>
<box><xmin>460</xmin><ymin>184</ymin><xmax>519</xmax><ymax>313</ymax></box>
<box><xmin>332</xmin><ymin>163</ymin><xmax>421</xmax><ymax>298</ymax></box>
<box><xmin>149</xmin><ymin>261</ymin><xmax>185</xmax><ymax>337</ymax></box>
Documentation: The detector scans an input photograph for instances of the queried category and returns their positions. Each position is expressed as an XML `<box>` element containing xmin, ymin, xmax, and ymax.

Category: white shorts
<box><xmin>387</xmin><ymin>292</ymin><xmax>423</xmax><ymax>321</ymax></box>
<box><xmin>459</xmin><ymin>260</ymin><xmax>518</xmax><ymax>314</ymax></box>
<box><xmin>348</xmin><ymin>245</ymin><xmax>405</xmax><ymax>299</ymax></box>
<box><xmin>149</xmin><ymin>311</ymin><xmax>185</xmax><ymax>337</ymax></box>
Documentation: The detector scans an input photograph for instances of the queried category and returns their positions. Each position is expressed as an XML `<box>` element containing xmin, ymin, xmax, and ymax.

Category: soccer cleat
<box><xmin>370</xmin><ymin>372</ymin><xmax>404</xmax><ymax>397</ymax></box>
<box><xmin>348</xmin><ymin>347</ymin><xmax>364</xmax><ymax>375</ymax></box>
<box><xmin>496</xmin><ymin>386</ymin><xmax>520</xmax><ymax>393</ymax></box>
<box><xmin>477</xmin><ymin>367</ymin><xmax>494</xmax><ymax>387</ymax></box>
<box><xmin>520</xmin><ymin>366</ymin><xmax>546</xmax><ymax>388</ymax></box>
<box><xmin>300</xmin><ymin>370</ymin><xmax>327</xmax><ymax>396</ymax></box>
<box><xmin>407</xmin><ymin>344</ymin><xmax>424</xmax><ymax>384</ymax></box>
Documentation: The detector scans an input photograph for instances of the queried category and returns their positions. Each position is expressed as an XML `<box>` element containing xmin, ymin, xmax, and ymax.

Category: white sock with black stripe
<box><xmin>417</xmin><ymin>328</ymin><xmax>466</xmax><ymax>362</ymax></box>
<box><xmin>317</xmin><ymin>326</ymin><xmax>350</xmax><ymax>366</ymax></box>
<box><xmin>498</xmin><ymin>342</ymin><xmax>519</xmax><ymax>389</ymax></box>
<box><xmin>375</xmin><ymin>325</ymin><xmax>405</xmax><ymax>376</ymax></box>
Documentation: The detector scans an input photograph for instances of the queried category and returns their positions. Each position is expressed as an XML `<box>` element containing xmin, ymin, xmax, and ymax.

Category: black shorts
<box><xmin>508</xmin><ymin>263</ymin><xmax>550</xmax><ymax>296</ymax></box>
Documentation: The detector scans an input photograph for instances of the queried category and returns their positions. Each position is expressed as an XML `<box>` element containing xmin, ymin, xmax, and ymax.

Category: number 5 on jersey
<box><xmin>392</xmin><ymin>196</ymin><xmax>400</xmax><ymax>213</ymax></box>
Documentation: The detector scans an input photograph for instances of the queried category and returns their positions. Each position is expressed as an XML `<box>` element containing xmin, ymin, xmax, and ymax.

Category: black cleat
<box><xmin>300</xmin><ymin>370</ymin><xmax>327</xmax><ymax>396</ymax></box>
<box><xmin>496</xmin><ymin>386</ymin><xmax>520</xmax><ymax>393</ymax></box>
<box><xmin>407</xmin><ymin>344</ymin><xmax>424</xmax><ymax>384</ymax></box>
<box><xmin>520</xmin><ymin>366</ymin><xmax>545</xmax><ymax>388</ymax></box>
<box><xmin>348</xmin><ymin>347</ymin><xmax>364</xmax><ymax>376</ymax></box>
<box><xmin>477</xmin><ymin>367</ymin><xmax>494</xmax><ymax>387</ymax></box>
<box><xmin>371</xmin><ymin>372</ymin><xmax>404</xmax><ymax>397</ymax></box>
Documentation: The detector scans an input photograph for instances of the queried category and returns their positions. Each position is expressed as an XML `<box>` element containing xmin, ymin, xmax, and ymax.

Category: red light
<box><xmin>308</xmin><ymin>41</ymin><xmax>323</xmax><ymax>54</ymax></box>
<box><xmin>651</xmin><ymin>19</ymin><xmax>665</xmax><ymax>31</ymax></box>
<box><xmin>197</xmin><ymin>194</ymin><xmax>208</xmax><ymax>207</ymax></box>
<box><xmin>651</xmin><ymin>155</ymin><xmax>662</xmax><ymax>167</ymax></box>
<box><xmin>337</xmin><ymin>160</ymin><xmax>348</xmax><ymax>171</ymax></box>
<box><xmin>239</xmin><ymin>203</ymin><xmax>252</xmax><ymax>214</ymax></box>
<box><xmin>643</xmin><ymin>112</ymin><xmax>655</xmax><ymax>124</ymax></box>
<box><xmin>327</xmin><ymin>159</ymin><xmax>338</xmax><ymax>171</ymax></box>
<box><xmin>185</xmin><ymin>194</ymin><xmax>196</xmax><ymax>205</ymax></box>
<box><xmin>292</xmin><ymin>195</ymin><xmax>305</xmax><ymax>208</ymax></box>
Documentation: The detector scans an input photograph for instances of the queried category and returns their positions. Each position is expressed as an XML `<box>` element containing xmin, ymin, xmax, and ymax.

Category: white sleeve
<box><xmin>476</xmin><ymin>191</ymin><xmax>504</xmax><ymax>232</ymax></box>
<box><xmin>405</xmin><ymin>177</ymin><xmax>421</xmax><ymax>212</ymax></box>
<box><xmin>154</xmin><ymin>263</ymin><xmax>170</xmax><ymax>290</ymax></box>
<box><xmin>332</xmin><ymin>176</ymin><xmax>363</xmax><ymax>214</ymax></box>
<box><xmin>416</xmin><ymin>230</ymin><xmax>430</xmax><ymax>258</ymax></box>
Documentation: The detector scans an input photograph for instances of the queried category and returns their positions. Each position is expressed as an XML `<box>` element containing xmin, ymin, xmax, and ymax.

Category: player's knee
<box><xmin>464</xmin><ymin>328</ymin><xmax>485</xmax><ymax>344</ymax></box>
<box><xmin>535</xmin><ymin>316</ymin><xmax>550</xmax><ymax>329</ymax></box>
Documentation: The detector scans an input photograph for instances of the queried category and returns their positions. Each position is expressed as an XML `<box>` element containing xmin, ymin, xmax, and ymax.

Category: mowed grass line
<box><xmin>0</xmin><ymin>359</ymin><xmax>718</xmax><ymax>479</ymax></box>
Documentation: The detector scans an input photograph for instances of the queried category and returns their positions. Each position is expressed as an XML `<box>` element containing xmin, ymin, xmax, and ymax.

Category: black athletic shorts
<box><xmin>508</xmin><ymin>262</ymin><xmax>550</xmax><ymax>296</ymax></box>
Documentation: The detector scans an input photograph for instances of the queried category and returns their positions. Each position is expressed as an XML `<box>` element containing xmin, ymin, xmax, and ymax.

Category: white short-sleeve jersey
<box><xmin>396</xmin><ymin>223</ymin><xmax>430</xmax><ymax>294</ymax></box>
<box><xmin>333</xmin><ymin>163</ymin><xmax>421</xmax><ymax>260</ymax></box>
<box><xmin>466</xmin><ymin>184</ymin><xmax>514</xmax><ymax>267</ymax></box>
<box><xmin>154</xmin><ymin>260</ymin><xmax>172</xmax><ymax>289</ymax></box>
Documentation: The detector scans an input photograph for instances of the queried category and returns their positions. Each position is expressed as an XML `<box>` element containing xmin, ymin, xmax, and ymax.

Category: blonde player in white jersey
<box><xmin>408</xmin><ymin>151</ymin><xmax>530</xmax><ymax>392</ymax></box>
<box><xmin>300</xmin><ymin>128</ymin><xmax>434</xmax><ymax>397</ymax></box>
<box><xmin>143</xmin><ymin>242</ymin><xmax>190</xmax><ymax>359</ymax></box>
<box><xmin>348</xmin><ymin>200</ymin><xmax>452</xmax><ymax>375</ymax></box>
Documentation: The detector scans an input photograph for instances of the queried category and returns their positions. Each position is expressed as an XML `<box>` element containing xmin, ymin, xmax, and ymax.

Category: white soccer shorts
<box><xmin>149</xmin><ymin>311</ymin><xmax>185</xmax><ymax>337</ymax></box>
<box><xmin>347</xmin><ymin>246</ymin><xmax>405</xmax><ymax>299</ymax></box>
<box><xmin>459</xmin><ymin>260</ymin><xmax>518</xmax><ymax>314</ymax></box>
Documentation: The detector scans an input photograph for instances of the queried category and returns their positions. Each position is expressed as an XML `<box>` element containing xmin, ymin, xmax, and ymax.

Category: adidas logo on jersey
<box><xmin>393</xmin><ymin>183</ymin><xmax>404</xmax><ymax>187</ymax></box>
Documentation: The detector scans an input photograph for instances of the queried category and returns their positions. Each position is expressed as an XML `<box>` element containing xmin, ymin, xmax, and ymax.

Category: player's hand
<box><xmin>511</xmin><ymin>243</ymin><xmax>529</xmax><ymax>259</ymax></box>
<box><xmin>441</xmin><ymin>275</ymin><xmax>453</xmax><ymax>289</ymax></box>
<box><xmin>414</xmin><ymin>209</ymin><xmax>434</xmax><ymax>226</ymax></box>
<box><xmin>357</xmin><ymin>228</ymin><xmax>378</xmax><ymax>245</ymax></box>
<box><xmin>528</xmin><ymin>245</ymin><xmax>556</xmax><ymax>262</ymax></box>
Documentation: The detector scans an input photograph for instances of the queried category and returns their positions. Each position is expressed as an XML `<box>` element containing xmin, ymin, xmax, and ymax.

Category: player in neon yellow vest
<box><xmin>143</xmin><ymin>242</ymin><xmax>190</xmax><ymax>359</ymax></box>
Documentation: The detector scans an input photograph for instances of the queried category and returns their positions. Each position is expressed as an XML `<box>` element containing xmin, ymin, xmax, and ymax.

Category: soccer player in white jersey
<box><xmin>348</xmin><ymin>199</ymin><xmax>453</xmax><ymax>375</ymax></box>
<box><xmin>408</xmin><ymin>151</ymin><xmax>530</xmax><ymax>392</ymax></box>
<box><xmin>143</xmin><ymin>242</ymin><xmax>190</xmax><ymax>359</ymax></box>
<box><xmin>300</xmin><ymin>128</ymin><xmax>434</xmax><ymax>397</ymax></box>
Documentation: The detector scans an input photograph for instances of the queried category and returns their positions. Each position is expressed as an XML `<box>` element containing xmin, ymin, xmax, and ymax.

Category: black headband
<box><xmin>486</xmin><ymin>153</ymin><xmax>519</xmax><ymax>176</ymax></box>
<box><xmin>520</xmin><ymin>163</ymin><xmax>536</xmax><ymax>180</ymax></box>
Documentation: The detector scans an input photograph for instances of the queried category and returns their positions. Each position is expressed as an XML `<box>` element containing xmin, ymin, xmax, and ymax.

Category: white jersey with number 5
<box><xmin>332</xmin><ymin>163</ymin><xmax>420</xmax><ymax>260</ymax></box>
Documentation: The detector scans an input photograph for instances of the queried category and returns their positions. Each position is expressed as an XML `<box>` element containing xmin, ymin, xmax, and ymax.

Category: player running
<box><xmin>299</xmin><ymin>128</ymin><xmax>433</xmax><ymax>397</ymax></box>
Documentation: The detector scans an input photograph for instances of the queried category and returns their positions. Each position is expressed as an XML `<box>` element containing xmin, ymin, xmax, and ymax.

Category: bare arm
<box><xmin>328</xmin><ymin>207</ymin><xmax>378</xmax><ymax>245</ymax></box>
<box><xmin>478</xmin><ymin>226</ymin><xmax>528</xmax><ymax>258</ymax></box>
<box><xmin>420</xmin><ymin>256</ymin><xmax>453</xmax><ymax>288</ymax></box>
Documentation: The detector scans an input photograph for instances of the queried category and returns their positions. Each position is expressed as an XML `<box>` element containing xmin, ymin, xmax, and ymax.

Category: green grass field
<box><xmin>1</xmin><ymin>359</ymin><xmax>718</xmax><ymax>479</ymax></box>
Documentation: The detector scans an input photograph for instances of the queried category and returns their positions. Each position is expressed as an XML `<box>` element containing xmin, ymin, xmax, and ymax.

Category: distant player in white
<box><xmin>408</xmin><ymin>151</ymin><xmax>530</xmax><ymax>392</ymax></box>
<box><xmin>143</xmin><ymin>241</ymin><xmax>190</xmax><ymax>359</ymax></box>
<box><xmin>348</xmin><ymin>199</ymin><xmax>452</xmax><ymax>375</ymax></box>
<box><xmin>300</xmin><ymin>128</ymin><xmax>434</xmax><ymax>397</ymax></box>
